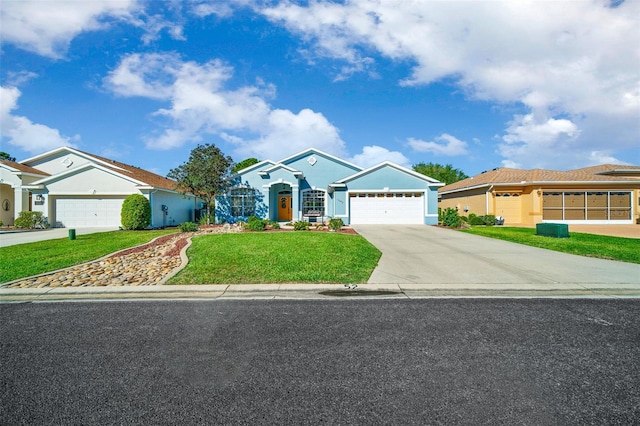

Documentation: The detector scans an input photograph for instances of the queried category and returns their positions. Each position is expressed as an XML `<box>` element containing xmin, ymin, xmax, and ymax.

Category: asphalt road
<box><xmin>2</xmin><ymin>300</ymin><xmax>639</xmax><ymax>425</ymax></box>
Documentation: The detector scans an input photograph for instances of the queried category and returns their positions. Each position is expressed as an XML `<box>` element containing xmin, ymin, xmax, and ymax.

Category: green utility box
<box><xmin>68</xmin><ymin>229</ymin><xmax>76</xmax><ymax>240</ymax></box>
<box><xmin>536</xmin><ymin>223</ymin><xmax>569</xmax><ymax>238</ymax></box>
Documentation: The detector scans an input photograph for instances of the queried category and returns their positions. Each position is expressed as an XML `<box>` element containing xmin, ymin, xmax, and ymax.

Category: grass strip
<box><xmin>0</xmin><ymin>229</ymin><xmax>178</xmax><ymax>283</ymax></box>
<box><xmin>169</xmin><ymin>232</ymin><xmax>382</xmax><ymax>284</ymax></box>
<box><xmin>462</xmin><ymin>227</ymin><xmax>639</xmax><ymax>264</ymax></box>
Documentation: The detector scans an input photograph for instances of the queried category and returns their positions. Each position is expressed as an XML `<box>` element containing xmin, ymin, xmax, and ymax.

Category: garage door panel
<box><xmin>350</xmin><ymin>193</ymin><xmax>423</xmax><ymax>224</ymax></box>
<box><xmin>55</xmin><ymin>198</ymin><xmax>124</xmax><ymax>227</ymax></box>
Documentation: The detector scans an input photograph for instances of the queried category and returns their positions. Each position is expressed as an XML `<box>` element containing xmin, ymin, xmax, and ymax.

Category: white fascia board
<box><xmin>277</xmin><ymin>148</ymin><xmax>364</xmax><ymax>171</ymax></box>
<box><xmin>337</xmin><ymin>161</ymin><xmax>444</xmax><ymax>186</ymax></box>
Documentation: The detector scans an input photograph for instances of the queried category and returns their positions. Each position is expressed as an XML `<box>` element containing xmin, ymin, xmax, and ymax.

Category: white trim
<box><xmin>21</xmin><ymin>146</ymin><xmax>129</xmax><ymax>172</ymax></box>
<box><xmin>28</xmin><ymin>163</ymin><xmax>148</xmax><ymax>187</ymax></box>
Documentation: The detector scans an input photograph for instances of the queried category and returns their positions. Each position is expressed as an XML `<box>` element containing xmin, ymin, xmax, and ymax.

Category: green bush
<box><xmin>120</xmin><ymin>194</ymin><xmax>151</xmax><ymax>230</ymax></box>
<box><xmin>328</xmin><ymin>218</ymin><xmax>344</xmax><ymax>231</ymax></box>
<box><xmin>179</xmin><ymin>222</ymin><xmax>199</xmax><ymax>232</ymax></box>
<box><xmin>469</xmin><ymin>213</ymin><xmax>485</xmax><ymax>226</ymax></box>
<box><xmin>483</xmin><ymin>215</ymin><xmax>496</xmax><ymax>226</ymax></box>
<box><xmin>268</xmin><ymin>221</ymin><xmax>280</xmax><ymax>229</ymax></box>
<box><xmin>247</xmin><ymin>218</ymin><xmax>267</xmax><ymax>231</ymax></box>
<box><xmin>293</xmin><ymin>221</ymin><xmax>311</xmax><ymax>231</ymax></box>
<box><xmin>14</xmin><ymin>211</ymin><xmax>48</xmax><ymax>229</ymax></box>
<box><xmin>441</xmin><ymin>207</ymin><xmax>461</xmax><ymax>228</ymax></box>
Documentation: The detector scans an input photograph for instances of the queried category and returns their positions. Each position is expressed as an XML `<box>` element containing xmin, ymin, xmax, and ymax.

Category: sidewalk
<box><xmin>2</xmin><ymin>282</ymin><xmax>640</xmax><ymax>302</ymax></box>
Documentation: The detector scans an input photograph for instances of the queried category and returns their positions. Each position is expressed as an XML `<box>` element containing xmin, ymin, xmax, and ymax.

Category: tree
<box><xmin>413</xmin><ymin>162</ymin><xmax>468</xmax><ymax>185</ymax></box>
<box><xmin>232</xmin><ymin>157</ymin><xmax>259</xmax><ymax>173</ymax></box>
<box><xmin>0</xmin><ymin>152</ymin><xmax>16</xmax><ymax>162</ymax></box>
<box><xmin>168</xmin><ymin>143</ymin><xmax>233</xmax><ymax>224</ymax></box>
<box><xmin>121</xmin><ymin>194</ymin><xmax>151</xmax><ymax>230</ymax></box>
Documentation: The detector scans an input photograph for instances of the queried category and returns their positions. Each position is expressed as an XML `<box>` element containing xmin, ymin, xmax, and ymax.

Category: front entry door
<box><xmin>278</xmin><ymin>196</ymin><xmax>292</xmax><ymax>221</ymax></box>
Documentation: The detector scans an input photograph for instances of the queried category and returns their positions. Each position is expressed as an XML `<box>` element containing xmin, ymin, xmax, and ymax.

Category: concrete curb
<box><xmin>2</xmin><ymin>282</ymin><xmax>640</xmax><ymax>302</ymax></box>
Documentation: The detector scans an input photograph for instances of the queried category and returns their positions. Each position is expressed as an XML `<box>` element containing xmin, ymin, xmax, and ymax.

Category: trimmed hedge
<box><xmin>120</xmin><ymin>194</ymin><xmax>151</xmax><ymax>230</ymax></box>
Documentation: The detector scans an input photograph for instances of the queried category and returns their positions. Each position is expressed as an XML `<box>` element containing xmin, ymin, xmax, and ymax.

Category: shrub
<box><xmin>441</xmin><ymin>207</ymin><xmax>461</xmax><ymax>228</ymax></box>
<box><xmin>293</xmin><ymin>221</ymin><xmax>311</xmax><ymax>231</ymax></box>
<box><xmin>247</xmin><ymin>215</ymin><xmax>261</xmax><ymax>223</ymax></box>
<box><xmin>14</xmin><ymin>211</ymin><xmax>48</xmax><ymax>229</ymax></box>
<box><xmin>247</xmin><ymin>218</ymin><xmax>267</xmax><ymax>231</ymax></box>
<box><xmin>120</xmin><ymin>194</ymin><xmax>151</xmax><ymax>230</ymax></box>
<box><xmin>469</xmin><ymin>213</ymin><xmax>485</xmax><ymax>226</ymax></box>
<box><xmin>179</xmin><ymin>221</ymin><xmax>199</xmax><ymax>232</ymax></box>
<box><xmin>268</xmin><ymin>221</ymin><xmax>280</xmax><ymax>229</ymax></box>
<box><xmin>328</xmin><ymin>218</ymin><xmax>344</xmax><ymax>231</ymax></box>
<box><xmin>483</xmin><ymin>215</ymin><xmax>497</xmax><ymax>226</ymax></box>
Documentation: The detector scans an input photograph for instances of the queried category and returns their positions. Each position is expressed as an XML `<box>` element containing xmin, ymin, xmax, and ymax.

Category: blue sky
<box><xmin>1</xmin><ymin>0</ymin><xmax>638</xmax><ymax>177</ymax></box>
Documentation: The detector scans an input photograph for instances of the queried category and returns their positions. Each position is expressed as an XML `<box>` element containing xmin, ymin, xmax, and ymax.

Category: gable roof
<box><xmin>277</xmin><ymin>148</ymin><xmax>363</xmax><ymax>171</ymax></box>
<box><xmin>21</xmin><ymin>146</ymin><xmax>178</xmax><ymax>191</ymax></box>
<box><xmin>336</xmin><ymin>161</ymin><xmax>444</xmax><ymax>185</ymax></box>
<box><xmin>440</xmin><ymin>164</ymin><xmax>640</xmax><ymax>194</ymax></box>
<box><xmin>0</xmin><ymin>159</ymin><xmax>50</xmax><ymax>177</ymax></box>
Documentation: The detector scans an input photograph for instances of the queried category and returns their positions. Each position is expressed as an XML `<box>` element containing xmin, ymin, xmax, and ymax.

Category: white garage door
<box><xmin>350</xmin><ymin>192</ymin><xmax>424</xmax><ymax>224</ymax></box>
<box><xmin>55</xmin><ymin>198</ymin><xmax>124</xmax><ymax>227</ymax></box>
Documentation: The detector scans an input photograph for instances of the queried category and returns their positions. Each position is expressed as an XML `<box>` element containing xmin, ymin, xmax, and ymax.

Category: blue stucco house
<box><xmin>216</xmin><ymin>148</ymin><xmax>443</xmax><ymax>225</ymax></box>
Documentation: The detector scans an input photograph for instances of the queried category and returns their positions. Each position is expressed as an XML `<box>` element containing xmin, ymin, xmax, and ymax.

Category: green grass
<box><xmin>0</xmin><ymin>229</ymin><xmax>178</xmax><ymax>283</ymax></box>
<box><xmin>169</xmin><ymin>232</ymin><xmax>382</xmax><ymax>284</ymax></box>
<box><xmin>462</xmin><ymin>227</ymin><xmax>640</xmax><ymax>264</ymax></box>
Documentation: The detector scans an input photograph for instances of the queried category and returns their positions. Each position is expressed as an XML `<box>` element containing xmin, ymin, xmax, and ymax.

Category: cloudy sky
<box><xmin>1</xmin><ymin>0</ymin><xmax>638</xmax><ymax>176</ymax></box>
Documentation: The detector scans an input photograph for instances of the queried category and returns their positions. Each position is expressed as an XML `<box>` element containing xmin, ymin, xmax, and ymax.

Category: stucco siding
<box><xmin>26</xmin><ymin>152</ymin><xmax>93</xmax><ymax>175</ymax></box>
<box><xmin>346</xmin><ymin>166</ymin><xmax>432</xmax><ymax>190</ymax></box>
<box><xmin>149</xmin><ymin>191</ymin><xmax>196</xmax><ymax>228</ymax></box>
<box><xmin>284</xmin><ymin>152</ymin><xmax>361</xmax><ymax>188</ymax></box>
<box><xmin>44</xmin><ymin>168</ymin><xmax>139</xmax><ymax>195</ymax></box>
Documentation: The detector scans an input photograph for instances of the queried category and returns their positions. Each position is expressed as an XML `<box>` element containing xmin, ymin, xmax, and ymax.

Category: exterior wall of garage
<box><xmin>441</xmin><ymin>184</ymin><xmax>638</xmax><ymax>226</ymax></box>
<box><xmin>439</xmin><ymin>187</ymin><xmax>488</xmax><ymax>218</ymax></box>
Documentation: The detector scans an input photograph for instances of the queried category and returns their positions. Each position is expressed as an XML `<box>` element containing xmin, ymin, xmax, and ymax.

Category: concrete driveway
<box><xmin>0</xmin><ymin>227</ymin><xmax>118</xmax><ymax>247</ymax></box>
<box><xmin>354</xmin><ymin>225</ymin><xmax>640</xmax><ymax>286</ymax></box>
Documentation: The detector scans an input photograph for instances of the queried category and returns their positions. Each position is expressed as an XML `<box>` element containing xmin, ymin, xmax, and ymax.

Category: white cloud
<box><xmin>498</xmin><ymin>114</ymin><xmax>582</xmax><ymax>169</ymax></box>
<box><xmin>103</xmin><ymin>53</ymin><xmax>347</xmax><ymax>158</ymax></box>
<box><xmin>350</xmin><ymin>145</ymin><xmax>410</xmax><ymax>168</ymax></box>
<box><xmin>257</xmin><ymin>0</ymin><xmax>640</xmax><ymax>168</ymax></box>
<box><xmin>0</xmin><ymin>86</ymin><xmax>78</xmax><ymax>153</ymax></box>
<box><xmin>407</xmin><ymin>134</ymin><xmax>469</xmax><ymax>156</ymax></box>
<box><xmin>0</xmin><ymin>0</ymin><xmax>140</xmax><ymax>58</ymax></box>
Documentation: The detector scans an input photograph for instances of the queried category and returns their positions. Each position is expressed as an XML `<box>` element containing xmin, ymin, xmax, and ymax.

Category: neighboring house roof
<box><xmin>440</xmin><ymin>164</ymin><xmax>640</xmax><ymax>194</ymax></box>
<box><xmin>76</xmin><ymin>149</ymin><xmax>179</xmax><ymax>191</ymax></box>
<box><xmin>0</xmin><ymin>159</ymin><xmax>50</xmax><ymax>177</ymax></box>
<box><xmin>20</xmin><ymin>146</ymin><xmax>178</xmax><ymax>192</ymax></box>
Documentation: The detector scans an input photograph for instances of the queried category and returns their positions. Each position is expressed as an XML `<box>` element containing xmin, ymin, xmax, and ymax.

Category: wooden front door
<box><xmin>278</xmin><ymin>196</ymin><xmax>292</xmax><ymax>221</ymax></box>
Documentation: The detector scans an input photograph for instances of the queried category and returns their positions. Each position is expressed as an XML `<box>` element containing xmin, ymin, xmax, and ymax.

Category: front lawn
<box><xmin>0</xmin><ymin>229</ymin><xmax>178</xmax><ymax>283</ymax></box>
<box><xmin>462</xmin><ymin>227</ymin><xmax>640</xmax><ymax>264</ymax></box>
<box><xmin>168</xmin><ymin>232</ymin><xmax>381</xmax><ymax>284</ymax></box>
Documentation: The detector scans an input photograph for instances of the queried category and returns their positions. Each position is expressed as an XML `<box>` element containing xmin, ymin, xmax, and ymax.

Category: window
<box><xmin>230</xmin><ymin>188</ymin><xmax>255</xmax><ymax>217</ymax></box>
<box><xmin>302</xmin><ymin>190</ymin><xmax>325</xmax><ymax>217</ymax></box>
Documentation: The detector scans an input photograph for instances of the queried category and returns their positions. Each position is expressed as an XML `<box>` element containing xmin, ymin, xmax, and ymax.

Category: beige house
<box><xmin>439</xmin><ymin>164</ymin><xmax>640</xmax><ymax>226</ymax></box>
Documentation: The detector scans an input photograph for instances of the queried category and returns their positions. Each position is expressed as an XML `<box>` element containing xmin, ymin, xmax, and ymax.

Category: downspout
<box><xmin>149</xmin><ymin>189</ymin><xmax>158</xmax><ymax>228</ymax></box>
<box><xmin>486</xmin><ymin>185</ymin><xmax>493</xmax><ymax>215</ymax></box>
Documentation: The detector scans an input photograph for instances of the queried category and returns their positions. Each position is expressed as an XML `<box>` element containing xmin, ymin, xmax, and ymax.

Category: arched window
<box><xmin>231</xmin><ymin>188</ymin><xmax>255</xmax><ymax>217</ymax></box>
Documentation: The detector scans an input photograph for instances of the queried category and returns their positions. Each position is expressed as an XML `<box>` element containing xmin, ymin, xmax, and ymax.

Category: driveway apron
<box><xmin>354</xmin><ymin>225</ymin><xmax>640</xmax><ymax>285</ymax></box>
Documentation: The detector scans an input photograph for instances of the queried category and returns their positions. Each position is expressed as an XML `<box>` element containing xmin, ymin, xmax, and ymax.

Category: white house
<box><xmin>0</xmin><ymin>147</ymin><xmax>197</xmax><ymax>228</ymax></box>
